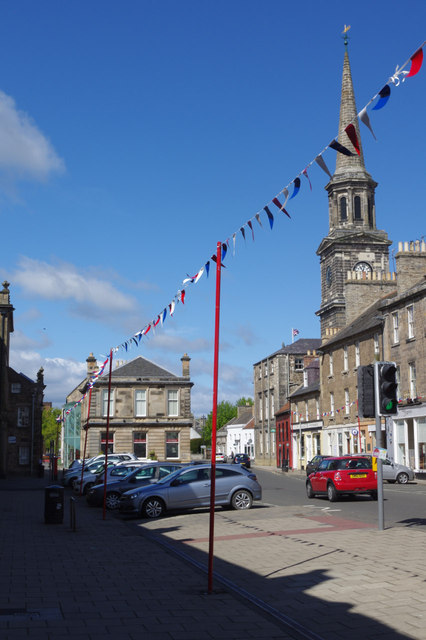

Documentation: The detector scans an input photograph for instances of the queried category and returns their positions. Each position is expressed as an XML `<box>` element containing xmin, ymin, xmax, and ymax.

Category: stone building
<box><xmin>72</xmin><ymin>353</ymin><xmax>194</xmax><ymax>463</ymax></box>
<box><xmin>289</xmin><ymin>358</ymin><xmax>322</xmax><ymax>470</ymax></box>
<box><xmin>0</xmin><ymin>282</ymin><xmax>45</xmax><ymax>477</ymax></box>
<box><xmin>315</xmin><ymin>42</ymin><xmax>425</xmax><ymax>476</ymax></box>
<box><xmin>253</xmin><ymin>339</ymin><xmax>321</xmax><ymax>466</ymax></box>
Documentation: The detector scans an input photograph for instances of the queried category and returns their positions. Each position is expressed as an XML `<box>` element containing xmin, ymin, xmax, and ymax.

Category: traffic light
<box><xmin>357</xmin><ymin>365</ymin><xmax>375</xmax><ymax>418</ymax></box>
<box><xmin>375</xmin><ymin>361</ymin><xmax>398</xmax><ymax>416</ymax></box>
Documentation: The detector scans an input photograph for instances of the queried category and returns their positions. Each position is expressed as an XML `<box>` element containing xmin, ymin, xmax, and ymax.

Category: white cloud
<box><xmin>11</xmin><ymin>257</ymin><xmax>137</xmax><ymax>314</ymax></box>
<box><xmin>9</xmin><ymin>348</ymin><xmax>86</xmax><ymax>407</ymax></box>
<box><xmin>0</xmin><ymin>91</ymin><xmax>64</xmax><ymax>181</ymax></box>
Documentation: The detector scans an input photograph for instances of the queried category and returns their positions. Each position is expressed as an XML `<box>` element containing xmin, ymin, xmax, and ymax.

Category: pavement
<box><xmin>0</xmin><ymin>468</ymin><xmax>425</xmax><ymax>640</ymax></box>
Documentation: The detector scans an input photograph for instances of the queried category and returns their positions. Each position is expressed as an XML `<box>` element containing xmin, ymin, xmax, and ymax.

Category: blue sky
<box><xmin>1</xmin><ymin>1</ymin><xmax>424</xmax><ymax>414</ymax></box>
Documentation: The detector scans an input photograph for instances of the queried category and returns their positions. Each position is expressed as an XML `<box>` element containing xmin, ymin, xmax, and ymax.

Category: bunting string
<box><xmin>62</xmin><ymin>40</ymin><xmax>424</xmax><ymax>419</ymax></box>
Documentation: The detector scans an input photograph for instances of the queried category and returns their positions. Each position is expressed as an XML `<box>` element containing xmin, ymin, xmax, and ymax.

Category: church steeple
<box><xmin>325</xmin><ymin>42</ymin><xmax>378</xmax><ymax>235</ymax></box>
<box><xmin>316</xmin><ymin>38</ymin><xmax>392</xmax><ymax>340</ymax></box>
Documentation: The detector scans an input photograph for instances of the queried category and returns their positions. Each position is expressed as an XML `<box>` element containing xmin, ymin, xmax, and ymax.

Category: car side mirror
<box><xmin>170</xmin><ymin>479</ymin><xmax>180</xmax><ymax>487</ymax></box>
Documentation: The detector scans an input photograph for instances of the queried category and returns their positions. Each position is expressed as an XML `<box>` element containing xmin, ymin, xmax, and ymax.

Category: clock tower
<box><xmin>316</xmin><ymin>40</ymin><xmax>392</xmax><ymax>339</ymax></box>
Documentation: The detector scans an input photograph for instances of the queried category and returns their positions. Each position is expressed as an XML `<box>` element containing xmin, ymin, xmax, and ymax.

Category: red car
<box><xmin>306</xmin><ymin>456</ymin><xmax>377</xmax><ymax>502</ymax></box>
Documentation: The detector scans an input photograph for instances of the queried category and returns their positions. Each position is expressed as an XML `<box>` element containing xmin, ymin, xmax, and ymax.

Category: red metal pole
<box><xmin>79</xmin><ymin>385</ymin><xmax>93</xmax><ymax>496</ymax></box>
<box><xmin>208</xmin><ymin>241</ymin><xmax>222</xmax><ymax>594</ymax></box>
<box><xmin>102</xmin><ymin>349</ymin><xmax>113</xmax><ymax>520</ymax></box>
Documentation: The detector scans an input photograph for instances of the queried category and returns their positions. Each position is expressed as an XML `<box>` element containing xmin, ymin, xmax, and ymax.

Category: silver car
<box><xmin>119</xmin><ymin>463</ymin><xmax>262</xmax><ymax>519</ymax></box>
<box><xmin>382</xmin><ymin>459</ymin><xmax>414</xmax><ymax>484</ymax></box>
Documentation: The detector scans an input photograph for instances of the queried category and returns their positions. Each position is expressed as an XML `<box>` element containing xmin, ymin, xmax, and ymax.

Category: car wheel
<box><xmin>142</xmin><ymin>497</ymin><xmax>165</xmax><ymax>519</ymax></box>
<box><xmin>327</xmin><ymin>483</ymin><xmax>338</xmax><ymax>502</ymax></box>
<box><xmin>397</xmin><ymin>472</ymin><xmax>409</xmax><ymax>484</ymax></box>
<box><xmin>306</xmin><ymin>481</ymin><xmax>314</xmax><ymax>499</ymax></box>
<box><xmin>371</xmin><ymin>491</ymin><xmax>378</xmax><ymax>500</ymax></box>
<box><xmin>231</xmin><ymin>490</ymin><xmax>253</xmax><ymax>510</ymax></box>
<box><xmin>84</xmin><ymin>482</ymin><xmax>94</xmax><ymax>495</ymax></box>
<box><xmin>105</xmin><ymin>492</ymin><xmax>121</xmax><ymax>510</ymax></box>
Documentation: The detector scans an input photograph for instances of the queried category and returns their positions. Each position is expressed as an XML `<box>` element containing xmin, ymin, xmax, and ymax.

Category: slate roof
<box><xmin>320</xmin><ymin>292</ymin><xmax>396</xmax><ymax>350</ymax></box>
<box><xmin>254</xmin><ymin>338</ymin><xmax>322</xmax><ymax>365</ymax></box>
<box><xmin>290</xmin><ymin>381</ymin><xmax>320</xmax><ymax>399</ymax></box>
<box><xmin>104</xmin><ymin>356</ymin><xmax>177</xmax><ymax>380</ymax></box>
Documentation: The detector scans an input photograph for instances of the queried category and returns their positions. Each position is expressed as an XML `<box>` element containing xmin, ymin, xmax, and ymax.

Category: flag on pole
<box><xmin>292</xmin><ymin>328</ymin><xmax>300</xmax><ymax>343</ymax></box>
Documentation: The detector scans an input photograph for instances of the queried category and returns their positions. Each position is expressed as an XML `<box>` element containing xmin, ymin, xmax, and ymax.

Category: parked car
<box><xmin>119</xmin><ymin>463</ymin><xmax>262</xmax><ymax>519</ymax></box>
<box><xmin>233</xmin><ymin>453</ymin><xmax>251</xmax><ymax>468</ymax></box>
<box><xmin>73</xmin><ymin>461</ymin><xmax>117</xmax><ymax>494</ymax></box>
<box><xmin>305</xmin><ymin>455</ymin><xmax>330</xmax><ymax>476</ymax></box>
<box><xmin>86</xmin><ymin>453</ymin><xmax>138</xmax><ymax>465</ymax></box>
<box><xmin>343</xmin><ymin>454</ymin><xmax>414</xmax><ymax>484</ymax></box>
<box><xmin>86</xmin><ymin>462</ymin><xmax>184</xmax><ymax>509</ymax></box>
<box><xmin>63</xmin><ymin>459</ymin><xmax>112</xmax><ymax>488</ymax></box>
<box><xmin>215</xmin><ymin>452</ymin><xmax>227</xmax><ymax>463</ymax></box>
<box><xmin>306</xmin><ymin>456</ymin><xmax>377</xmax><ymax>502</ymax></box>
<box><xmin>92</xmin><ymin>460</ymin><xmax>148</xmax><ymax>486</ymax></box>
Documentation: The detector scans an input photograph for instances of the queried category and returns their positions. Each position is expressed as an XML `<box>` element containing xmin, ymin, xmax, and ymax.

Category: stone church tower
<box><xmin>316</xmin><ymin>42</ymin><xmax>395</xmax><ymax>340</ymax></box>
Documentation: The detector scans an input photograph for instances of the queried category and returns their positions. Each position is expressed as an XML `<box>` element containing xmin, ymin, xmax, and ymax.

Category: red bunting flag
<box><xmin>272</xmin><ymin>197</ymin><xmax>291</xmax><ymax>218</ymax></box>
<box><xmin>406</xmin><ymin>48</ymin><xmax>423</xmax><ymax>78</ymax></box>
<box><xmin>345</xmin><ymin>124</ymin><xmax>361</xmax><ymax>155</ymax></box>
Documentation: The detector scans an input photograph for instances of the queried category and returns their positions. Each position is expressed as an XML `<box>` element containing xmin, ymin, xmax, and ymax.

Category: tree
<box><xmin>42</xmin><ymin>407</ymin><xmax>62</xmax><ymax>453</ymax></box>
<box><xmin>236</xmin><ymin>397</ymin><xmax>253</xmax><ymax>407</ymax></box>
<box><xmin>202</xmin><ymin>401</ymin><xmax>237</xmax><ymax>444</ymax></box>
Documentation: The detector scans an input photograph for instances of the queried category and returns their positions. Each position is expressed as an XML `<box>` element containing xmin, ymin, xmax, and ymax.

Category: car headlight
<box><xmin>126</xmin><ymin>493</ymin><xmax>139</xmax><ymax>500</ymax></box>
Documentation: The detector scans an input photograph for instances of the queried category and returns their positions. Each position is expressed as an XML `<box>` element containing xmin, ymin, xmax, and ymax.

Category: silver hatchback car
<box><xmin>119</xmin><ymin>463</ymin><xmax>262</xmax><ymax>519</ymax></box>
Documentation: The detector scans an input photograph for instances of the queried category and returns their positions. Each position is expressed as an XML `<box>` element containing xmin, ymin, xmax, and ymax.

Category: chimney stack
<box><xmin>181</xmin><ymin>353</ymin><xmax>190</xmax><ymax>378</ymax></box>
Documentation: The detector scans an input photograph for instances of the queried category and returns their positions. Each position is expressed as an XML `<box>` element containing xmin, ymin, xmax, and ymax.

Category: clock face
<box><xmin>326</xmin><ymin>266</ymin><xmax>332</xmax><ymax>286</ymax></box>
<box><xmin>354</xmin><ymin>261</ymin><xmax>372</xmax><ymax>274</ymax></box>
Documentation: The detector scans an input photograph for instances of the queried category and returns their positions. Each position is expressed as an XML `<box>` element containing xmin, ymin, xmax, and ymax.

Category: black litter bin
<box><xmin>44</xmin><ymin>485</ymin><xmax>64</xmax><ymax>524</ymax></box>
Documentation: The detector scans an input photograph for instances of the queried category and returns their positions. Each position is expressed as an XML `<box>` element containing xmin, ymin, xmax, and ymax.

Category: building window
<box><xmin>396</xmin><ymin>366</ymin><xmax>401</xmax><ymax>402</ymax></box>
<box><xmin>340</xmin><ymin>196</ymin><xmax>347</xmax><ymax>221</ymax></box>
<box><xmin>338</xmin><ymin>432</ymin><xmax>343</xmax><ymax>456</ymax></box>
<box><xmin>102</xmin><ymin>389</ymin><xmax>114</xmax><ymax>417</ymax></box>
<box><xmin>133</xmin><ymin>432</ymin><xmax>147</xmax><ymax>458</ymax></box>
<box><xmin>17</xmin><ymin>406</ymin><xmax>30</xmax><ymax>427</ymax></box>
<box><xmin>417</xmin><ymin>418</ymin><xmax>426</xmax><ymax>470</ymax></box>
<box><xmin>270</xmin><ymin>361</ymin><xmax>274</xmax><ymax>375</ymax></box>
<box><xmin>265</xmin><ymin>392</ymin><xmax>269</xmax><ymax>420</ymax></box>
<box><xmin>355</xmin><ymin>341</ymin><xmax>360</xmax><ymax>368</ymax></box>
<box><xmin>330</xmin><ymin>392</ymin><xmax>335</xmax><ymax>417</ymax></box>
<box><xmin>343</xmin><ymin>345</ymin><xmax>348</xmax><ymax>371</ymax></box>
<box><xmin>316</xmin><ymin>398</ymin><xmax>320</xmax><ymax>420</ymax></box>
<box><xmin>374</xmin><ymin>333</ymin><xmax>380</xmax><ymax>356</ymax></box>
<box><xmin>270</xmin><ymin>391</ymin><xmax>275</xmax><ymax>418</ymax></box>
<box><xmin>264</xmin><ymin>361</ymin><xmax>268</xmax><ymax>377</ymax></box>
<box><xmin>329</xmin><ymin>353</ymin><xmax>334</xmax><ymax>376</ymax></box>
<box><xmin>392</xmin><ymin>312</ymin><xmax>399</xmax><ymax>344</ymax></box>
<box><xmin>305</xmin><ymin>401</ymin><xmax>309</xmax><ymax>421</ymax></box>
<box><xmin>166</xmin><ymin>431</ymin><xmax>179</xmax><ymax>458</ymax></box>
<box><xmin>409</xmin><ymin>362</ymin><xmax>417</xmax><ymax>399</ymax></box>
<box><xmin>11</xmin><ymin>383</ymin><xmax>21</xmax><ymax>393</ymax></box>
<box><xmin>167</xmin><ymin>390</ymin><xmax>178</xmax><ymax>416</ymax></box>
<box><xmin>303</xmin><ymin>370</ymin><xmax>308</xmax><ymax>387</ymax></box>
<box><xmin>101</xmin><ymin>431</ymin><xmax>114</xmax><ymax>454</ymax></box>
<box><xmin>294</xmin><ymin>358</ymin><xmax>303</xmax><ymax>371</ymax></box>
<box><xmin>314</xmin><ymin>434</ymin><xmax>321</xmax><ymax>455</ymax></box>
<box><xmin>19</xmin><ymin>446</ymin><xmax>30</xmax><ymax>465</ymax></box>
<box><xmin>300</xmin><ymin>435</ymin><xmax>305</xmax><ymax>458</ymax></box>
<box><xmin>407</xmin><ymin>305</ymin><xmax>414</xmax><ymax>339</ymax></box>
<box><xmin>345</xmin><ymin>389</ymin><xmax>350</xmax><ymax>415</ymax></box>
<box><xmin>258</xmin><ymin>366</ymin><xmax>262</xmax><ymax>379</ymax></box>
<box><xmin>135</xmin><ymin>390</ymin><xmax>147</xmax><ymax>417</ymax></box>
<box><xmin>354</xmin><ymin>195</ymin><xmax>362</xmax><ymax>219</ymax></box>
<box><xmin>258</xmin><ymin>394</ymin><xmax>263</xmax><ymax>421</ymax></box>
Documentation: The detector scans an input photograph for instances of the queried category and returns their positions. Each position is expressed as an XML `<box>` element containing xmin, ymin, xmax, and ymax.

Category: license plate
<box><xmin>350</xmin><ymin>473</ymin><xmax>367</xmax><ymax>479</ymax></box>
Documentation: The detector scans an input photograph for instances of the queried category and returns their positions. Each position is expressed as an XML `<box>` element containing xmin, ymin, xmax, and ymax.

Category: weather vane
<box><xmin>342</xmin><ymin>24</ymin><xmax>351</xmax><ymax>47</ymax></box>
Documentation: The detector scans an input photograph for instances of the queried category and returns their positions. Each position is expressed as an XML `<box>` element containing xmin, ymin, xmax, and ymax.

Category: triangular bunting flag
<box><xmin>372</xmin><ymin>84</ymin><xmax>391</xmax><ymax>110</ymax></box>
<box><xmin>264</xmin><ymin>206</ymin><xmax>274</xmax><ymax>229</ymax></box>
<box><xmin>406</xmin><ymin>47</ymin><xmax>423</xmax><ymax>78</ymax></box>
<box><xmin>302</xmin><ymin>168</ymin><xmax>312</xmax><ymax>191</ymax></box>
<box><xmin>358</xmin><ymin>107</ymin><xmax>377</xmax><ymax>140</ymax></box>
<box><xmin>240</xmin><ymin>226</ymin><xmax>246</xmax><ymax>240</ymax></box>
<box><xmin>329</xmin><ymin>139</ymin><xmax>354</xmax><ymax>156</ymax></box>
<box><xmin>255</xmin><ymin>213</ymin><xmax>263</xmax><ymax>228</ymax></box>
<box><xmin>221</xmin><ymin>243</ymin><xmax>227</xmax><ymax>261</ymax></box>
<box><xmin>289</xmin><ymin>177</ymin><xmax>301</xmax><ymax>199</ymax></box>
<box><xmin>272</xmin><ymin>197</ymin><xmax>291</xmax><ymax>218</ymax></box>
<box><xmin>344</xmin><ymin>123</ymin><xmax>360</xmax><ymax>155</ymax></box>
<box><xmin>247</xmin><ymin>220</ymin><xmax>255</xmax><ymax>240</ymax></box>
<box><xmin>315</xmin><ymin>154</ymin><xmax>333</xmax><ymax>178</ymax></box>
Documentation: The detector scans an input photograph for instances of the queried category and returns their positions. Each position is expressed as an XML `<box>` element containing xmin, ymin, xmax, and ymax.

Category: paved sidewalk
<box><xmin>1</xmin><ymin>471</ymin><xmax>425</xmax><ymax>640</ymax></box>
